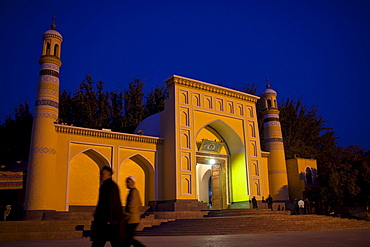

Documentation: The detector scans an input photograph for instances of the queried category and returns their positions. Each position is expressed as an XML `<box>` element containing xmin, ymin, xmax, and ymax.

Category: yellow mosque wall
<box><xmin>229</xmin><ymin>152</ymin><xmax>248</xmax><ymax>202</ymax></box>
<box><xmin>286</xmin><ymin>158</ymin><xmax>317</xmax><ymax>201</ymax></box>
<box><xmin>45</xmin><ymin>125</ymin><xmax>162</xmax><ymax>211</ymax></box>
<box><xmin>69</xmin><ymin>154</ymin><xmax>100</xmax><ymax>206</ymax></box>
<box><xmin>159</xmin><ymin>85</ymin><xmax>177</xmax><ymax>201</ymax></box>
<box><xmin>259</xmin><ymin>152</ymin><xmax>271</xmax><ymax>199</ymax></box>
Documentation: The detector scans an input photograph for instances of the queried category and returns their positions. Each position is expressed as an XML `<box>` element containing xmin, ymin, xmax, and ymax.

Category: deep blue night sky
<box><xmin>1</xmin><ymin>0</ymin><xmax>369</xmax><ymax>150</ymax></box>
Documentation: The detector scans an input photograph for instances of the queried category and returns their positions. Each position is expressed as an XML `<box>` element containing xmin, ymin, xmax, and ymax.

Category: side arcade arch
<box><xmin>67</xmin><ymin>148</ymin><xmax>110</xmax><ymax>208</ymax></box>
<box><xmin>119</xmin><ymin>154</ymin><xmax>155</xmax><ymax>207</ymax></box>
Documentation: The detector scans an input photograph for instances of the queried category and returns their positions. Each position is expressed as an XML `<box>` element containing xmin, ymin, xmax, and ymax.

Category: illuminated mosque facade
<box><xmin>24</xmin><ymin>23</ymin><xmax>317</xmax><ymax>217</ymax></box>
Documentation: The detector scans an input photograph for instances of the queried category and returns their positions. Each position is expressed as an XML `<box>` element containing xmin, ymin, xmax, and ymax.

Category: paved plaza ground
<box><xmin>1</xmin><ymin>228</ymin><xmax>369</xmax><ymax>247</ymax></box>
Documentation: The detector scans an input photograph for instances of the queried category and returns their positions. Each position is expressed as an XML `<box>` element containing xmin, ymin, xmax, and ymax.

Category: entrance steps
<box><xmin>137</xmin><ymin>209</ymin><xmax>370</xmax><ymax>236</ymax></box>
<box><xmin>0</xmin><ymin>211</ymin><xmax>173</xmax><ymax>241</ymax></box>
<box><xmin>2</xmin><ymin>209</ymin><xmax>369</xmax><ymax>241</ymax></box>
<box><xmin>0</xmin><ymin>220</ymin><xmax>91</xmax><ymax>241</ymax></box>
<box><xmin>137</xmin><ymin>213</ymin><xmax>176</xmax><ymax>231</ymax></box>
<box><xmin>205</xmin><ymin>208</ymin><xmax>289</xmax><ymax>217</ymax></box>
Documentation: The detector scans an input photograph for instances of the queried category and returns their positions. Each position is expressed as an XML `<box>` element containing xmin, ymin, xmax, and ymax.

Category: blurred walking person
<box><xmin>124</xmin><ymin>176</ymin><xmax>146</xmax><ymax>247</ymax></box>
<box><xmin>91</xmin><ymin>166</ymin><xmax>125</xmax><ymax>247</ymax></box>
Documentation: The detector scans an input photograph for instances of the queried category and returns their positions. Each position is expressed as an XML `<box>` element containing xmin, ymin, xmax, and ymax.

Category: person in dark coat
<box><xmin>266</xmin><ymin>195</ymin><xmax>273</xmax><ymax>211</ymax></box>
<box><xmin>91</xmin><ymin>166</ymin><xmax>124</xmax><ymax>247</ymax></box>
<box><xmin>252</xmin><ymin>196</ymin><xmax>258</xmax><ymax>209</ymax></box>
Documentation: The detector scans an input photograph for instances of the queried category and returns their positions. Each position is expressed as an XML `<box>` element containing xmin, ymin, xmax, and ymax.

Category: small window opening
<box><xmin>267</xmin><ymin>99</ymin><xmax>272</xmax><ymax>108</ymax></box>
<box><xmin>46</xmin><ymin>43</ymin><xmax>51</xmax><ymax>55</ymax></box>
<box><xmin>54</xmin><ymin>44</ymin><xmax>59</xmax><ymax>57</ymax></box>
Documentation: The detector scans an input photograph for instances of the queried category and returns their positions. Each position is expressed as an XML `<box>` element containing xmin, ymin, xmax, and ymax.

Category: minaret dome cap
<box><xmin>261</xmin><ymin>87</ymin><xmax>277</xmax><ymax>96</ymax></box>
<box><xmin>42</xmin><ymin>29</ymin><xmax>63</xmax><ymax>42</ymax></box>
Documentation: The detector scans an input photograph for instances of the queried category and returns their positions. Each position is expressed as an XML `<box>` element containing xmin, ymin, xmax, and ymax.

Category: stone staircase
<box><xmin>0</xmin><ymin>211</ymin><xmax>173</xmax><ymax>241</ymax></box>
<box><xmin>204</xmin><ymin>208</ymin><xmax>290</xmax><ymax>217</ymax></box>
<box><xmin>1</xmin><ymin>209</ymin><xmax>369</xmax><ymax>241</ymax></box>
<box><xmin>0</xmin><ymin>220</ymin><xmax>90</xmax><ymax>241</ymax></box>
<box><xmin>137</xmin><ymin>213</ymin><xmax>176</xmax><ymax>231</ymax></box>
<box><xmin>137</xmin><ymin>209</ymin><xmax>370</xmax><ymax>236</ymax></box>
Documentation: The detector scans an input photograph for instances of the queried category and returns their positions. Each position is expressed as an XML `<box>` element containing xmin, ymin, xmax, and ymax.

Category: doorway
<box><xmin>196</xmin><ymin>154</ymin><xmax>228</xmax><ymax>209</ymax></box>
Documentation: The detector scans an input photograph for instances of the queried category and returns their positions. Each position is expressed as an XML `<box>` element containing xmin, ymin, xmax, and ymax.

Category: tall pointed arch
<box><xmin>67</xmin><ymin>148</ymin><xmax>110</xmax><ymax>208</ymax></box>
<box><xmin>195</xmin><ymin>119</ymin><xmax>248</xmax><ymax>207</ymax></box>
<box><xmin>119</xmin><ymin>153</ymin><xmax>155</xmax><ymax>206</ymax></box>
<box><xmin>196</xmin><ymin>119</ymin><xmax>244</xmax><ymax>155</ymax></box>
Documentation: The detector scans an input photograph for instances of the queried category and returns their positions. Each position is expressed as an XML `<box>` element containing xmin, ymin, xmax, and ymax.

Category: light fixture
<box><xmin>209</xmin><ymin>159</ymin><xmax>215</xmax><ymax>165</ymax></box>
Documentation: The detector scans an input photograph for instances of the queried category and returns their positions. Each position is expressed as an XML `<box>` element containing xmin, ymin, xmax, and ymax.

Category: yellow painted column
<box><xmin>261</xmin><ymin>85</ymin><xmax>289</xmax><ymax>202</ymax></box>
<box><xmin>24</xmin><ymin>24</ymin><xmax>63</xmax><ymax>211</ymax></box>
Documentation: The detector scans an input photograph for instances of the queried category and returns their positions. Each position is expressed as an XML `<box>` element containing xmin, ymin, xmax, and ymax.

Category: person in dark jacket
<box><xmin>252</xmin><ymin>196</ymin><xmax>258</xmax><ymax>209</ymax></box>
<box><xmin>91</xmin><ymin>166</ymin><xmax>124</xmax><ymax>247</ymax></box>
<box><xmin>266</xmin><ymin>195</ymin><xmax>273</xmax><ymax>211</ymax></box>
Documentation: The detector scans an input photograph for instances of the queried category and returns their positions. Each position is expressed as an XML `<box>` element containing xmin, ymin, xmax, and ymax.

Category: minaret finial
<box><xmin>51</xmin><ymin>10</ymin><xmax>56</xmax><ymax>30</ymax></box>
<box><xmin>266</xmin><ymin>74</ymin><xmax>271</xmax><ymax>88</ymax></box>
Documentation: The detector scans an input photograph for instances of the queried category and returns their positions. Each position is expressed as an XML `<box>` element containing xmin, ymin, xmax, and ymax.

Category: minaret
<box><xmin>260</xmin><ymin>77</ymin><xmax>289</xmax><ymax>202</ymax></box>
<box><xmin>24</xmin><ymin>16</ymin><xmax>62</xmax><ymax>212</ymax></box>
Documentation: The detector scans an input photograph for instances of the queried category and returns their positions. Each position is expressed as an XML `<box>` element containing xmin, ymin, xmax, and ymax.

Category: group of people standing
<box><xmin>252</xmin><ymin>196</ymin><xmax>312</xmax><ymax>214</ymax></box>
<box><xmin>91</xmin><ymin>166</ymin><xmax>146</xmax><ymax>247</ymax></box>
<box><xmin>251</xmin><ymin>195</ymin><xmax>274</xmax><ymax>210</ymax></box>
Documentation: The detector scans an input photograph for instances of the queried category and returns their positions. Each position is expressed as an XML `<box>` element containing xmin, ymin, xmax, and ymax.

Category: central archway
<box><xmin>195</xmin><ymin>120</ymin><xmax>248</xmax><ymax>209</ymax></box>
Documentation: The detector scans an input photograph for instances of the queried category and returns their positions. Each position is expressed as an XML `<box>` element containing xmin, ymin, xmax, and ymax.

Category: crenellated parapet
<box><xmin>165</xmin><ymin>75</ymin><xmax>259</xmax><ymax>103</ymax></box>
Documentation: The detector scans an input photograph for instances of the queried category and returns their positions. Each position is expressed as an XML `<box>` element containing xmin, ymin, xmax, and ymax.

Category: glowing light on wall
<box><xmin>230</xmin><ymin>153</ymin><xmax>249</xmax><ymax>202</ymax></box>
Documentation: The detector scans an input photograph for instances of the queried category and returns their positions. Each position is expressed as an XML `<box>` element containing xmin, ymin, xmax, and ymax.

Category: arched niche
<box><xmin>180</xmin><ymin>110</ymin><xmax>188</xmax><ymax>126</ymax></box>
<box><xmin>253</xmin><ymin>181</ymin><xmax>260</xmax><ymax>196</ymax></box>
<box><xmin>237</xmin><ymin>105</ymin><xmax>243</xmax><ymax>116</ymax></box>
<box><xmin>119</xmin><ymin>154</ymin><xmax>155</xmax><ymax>206</ymax></box>
<box><xmin>68</xmin><ymin>148</ymin><xmax>110</xmax><ymax>207</ymax></box>
<box><xmin>182</xmin><ymin>177</ymin><xmax>191</xmax><ymax>194</ymax></box>
<box><xmin>181</xmin><ymin>154</ymin><xmax>190</xmax><ymax>171</ymax></box>
<box><xmin>181</xmin><ymin>132</ymin><xmax>190</xmax><ymax>149</ymax></box>
<box><xmin>179</xmin><ymin>91</ymin><xmax>188</xmax><ymax>104</ymax></box>
<box><xmin>249</xmin><ymin>142</ymin><xmax>257</xmax><ymax>157</ymax></box>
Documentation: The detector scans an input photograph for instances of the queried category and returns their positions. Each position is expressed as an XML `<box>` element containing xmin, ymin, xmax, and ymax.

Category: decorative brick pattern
<box><xmin>35</xmin><ymin>99</ymin><xmax>58</xmax><ymax>108</ymax></box>
<box><xmin>33</xmin><ymin>147</ymin><xmax>56</xmax><ymax>155</ymax></box>
<box><xmin>35</xmin><ymin>111</ymin><xmax>58</xmax><ymax>119</ymax></box>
